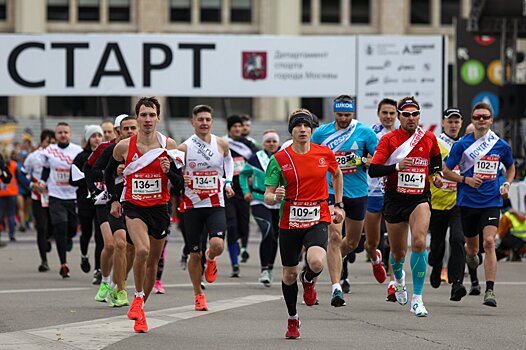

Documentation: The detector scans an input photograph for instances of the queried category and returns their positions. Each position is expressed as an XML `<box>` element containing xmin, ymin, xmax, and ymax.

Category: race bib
<box><xmin>233</xmin><ymin>156</ymin><xmax>245</xmax><ymax>176</ymax></box>
<box><xmin>441</xmin><ymin>168</ymin><xmax>460</xmax><ymax>192</ymax></box>
<box><xmin>289</xmin><ymin>201</ymin><xmax>321</xmax><ymax>227</ymax></box>
<box><xmin>131</xmin><ymin>177</ymin><xmax>162</xmax><ymax>195</ymax></box>
<box><xmin>474</xmin><ymin>155</ymin><xmax>499</xmax><ymax>180</ymax></box>
<box><xmin>55</xmin><ymin>168</ymin><xmax>70</xmax><ymax>186</ymax></box>
<box><xmin>191</xmin><ymin>171</ymin><xmax>220</xmax><ymax>195</ymax></box>
<box><xmin>335</xmin><ymin>151</ymin><xmax>360</xmax><ymax>174</ymax></box>
<box><xmin>397</xmin><ymin>166</ymin><xmax>426</xmax><ymax>194</ymax></box>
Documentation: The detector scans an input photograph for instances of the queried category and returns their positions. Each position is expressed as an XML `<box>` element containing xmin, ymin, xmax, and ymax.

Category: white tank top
<box><xmin>183</xmin><ymin>134</ymin><xmax>225</xmax><ymax>209</ymax></box>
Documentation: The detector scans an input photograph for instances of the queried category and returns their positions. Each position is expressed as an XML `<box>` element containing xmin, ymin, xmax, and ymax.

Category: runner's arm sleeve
<box><xmin>41</xmin><ymin>167</ymin><xmax>50</xmax><ymax>182</ymax></box>
<box><xmin>167</xmin><ymin>161</ymin><xmax>184</xmax><ymax>193</ymax></box>
<box><xmin>104</xmin><ymin>156</ymin><xmax>119</xmax><ymax>202</ymax></box>
<box><xmin>368</xmin><ymin>163</ymin><xmax>396</xmax><ymax>178</ymax></box>
<box><xmin>224</xmin><ymin>150</ymin><xmax>234</xmax><ymax>182</ymax></box>
<box><xmin>429</xmin><ymin>154</ymin><xmax>442</xmax><ymax>174</ymax></box>
<box><xmin>83</xmin><ymin>162</ymin><xmax>100</xmax><ymax>196</ymax></box>
<box><xmin>239</xmin><ymin>163</ymin><xmax>253</xmax><ymax>194</ymax></box>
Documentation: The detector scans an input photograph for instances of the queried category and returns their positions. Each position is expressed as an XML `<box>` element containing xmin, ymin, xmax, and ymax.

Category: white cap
<box><xmin>84</xmin><ymin>125</ymin><xmax>103</xmax><ymax>141</ymax></box>
<box><xmin>114</xmin><ymin>114</ymin><xmax>129</xmax><ymax>128</ymax></box>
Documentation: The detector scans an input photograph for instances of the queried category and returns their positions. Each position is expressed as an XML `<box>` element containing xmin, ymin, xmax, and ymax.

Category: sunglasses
<box><xmin>398</xmin><ymin>110</ymin><xmax>421</xmax><ymax>117</ymax></box>
<box><xmin>472</xmin><ymin>114</ymin><xmax>492</xmax><ymax>121</ymax></box>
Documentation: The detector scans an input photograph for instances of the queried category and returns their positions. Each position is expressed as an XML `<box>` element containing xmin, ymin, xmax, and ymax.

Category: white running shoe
<box><xmin>411</xmin><ymin>298</ymin><xmax>429</xmax><ymax>317</ymax></box>
<box><xmin>394</xmin><ymin>271</ymin><xmax>408</xmax><ymax>305</ymax></box>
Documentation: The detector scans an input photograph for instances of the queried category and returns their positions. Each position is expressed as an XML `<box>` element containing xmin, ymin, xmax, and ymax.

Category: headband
<box><xmin>288</xmin><ymin>113</ymin><xmax>313</xmax><ymax>133</ymax></box>
<box><xmin>262</xmin><ymin>132</ymin><xmax>280</xmax><ymax>143</ymax></box>
<box><xmin>333</xmin><ymin>101</ymin><xmax>355</xmax><ymax>113</ymax></box>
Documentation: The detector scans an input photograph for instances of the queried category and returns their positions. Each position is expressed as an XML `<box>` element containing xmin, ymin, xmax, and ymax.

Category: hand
<box><xmin>397</xmin><ymin>158</ymin><xmax>413</xmax><ymax>171</ymax></box>
<box><xmin>332</xmin><ymin>207</ymin><xmax>344</xmax><ymax>224</ymax></box>
<box><xmin>110</xmin><ymin>201</ymin><xmax>122</xmax><ymax>218</ymax></box>
<box><xmin>274</xmin><ymin>185</ymin><xmax>285</xmax><ymax>202</ymax></box>
<box><xmin>160</xmin><ymin>156</ymin><xmax>170</xmax><ymax>174</ymax></box>
<box><xmin>466</xmin><ymin>176</ymin><xmax>483</xmax><ymax>188</ymax></box>
<box><xmin>244</xmin><ymin>192</ymin><xmax>253</xmax><ymax>202</ymax></box>
<box><xmin>116</xmin><ymin>164</ymin><xmax>125</xmax><ymax>176</ymax></box>
<box><xmin>183</xmin><ymin>172</ymin><xmax>192</xmax><ymax>186</ymax></box>
<box><xmin>225</xmin><ymin>184</ymin><xmax>235</xmax><ymax>198</ymax></box>
<box><xmin>432</xmin><ymin>173</ymin><xmax>443</xmax><ymax>188</ymax></box>
<box><xmin>500</xmin><ymin>182</ymin><xmax>510</xmax><ymax>198</ymax></box>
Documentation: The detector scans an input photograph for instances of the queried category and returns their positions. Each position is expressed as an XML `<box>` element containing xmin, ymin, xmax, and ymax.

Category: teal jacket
<box><xmin>239</xmin><ymin>150</ymin><xmax>273</xmax><ymax>203</ymax></box>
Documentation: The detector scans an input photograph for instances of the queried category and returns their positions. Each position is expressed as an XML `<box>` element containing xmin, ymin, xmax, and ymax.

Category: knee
<box><xmin>189</xmin><ymin>252</ymin><xmax>201</xmax><ymax>264</ymax></box>
<box><xmin>483</xmin><ymin>238</ymin><xmax>495</xmax><ymax>252</ymax></box>
<box><xmin>307</xmin><ymin>257</ymin><xmax>324</xmax><ymax>273</ymax></box>
<box><xmin>328</xmin><ymin>230</ymin><xmax>342</xmax><ymax>246</ymax></box>
<box><xmin>115</xmin><ymin>238</ymin><xmax>127</xmax><ymax>252</ymax></box>
<box><xmin>105</xmin><ymin>242</ymin><xmax>116</xmax><ymax>254</ymax></box>
<box><xmin>282</xmin><ymin>269</ymin><xmax>297</xmax><ymax>284</ymax></box>
<box><xmin>411</xmin><ymin>238</ymin><xmax>426</xmax><ymax>252</ymax></box>
<box><xmin>391</xmin><ymin>249</ymin><xmax>406</xmax><ymax>261</ymax></box>
<box><xmin>135</xmin><ymin>246</ymin><xmax>149</xmax><ymax>260</ymax></box>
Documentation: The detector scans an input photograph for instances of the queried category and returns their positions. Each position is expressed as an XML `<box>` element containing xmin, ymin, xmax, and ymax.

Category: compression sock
<box><xmin>410</xmin><ymin>250</ymin><xmax>428</xmax><ymax>295</ymax></box>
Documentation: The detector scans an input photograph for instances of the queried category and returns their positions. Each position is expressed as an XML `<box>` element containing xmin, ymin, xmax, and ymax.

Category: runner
<box><xmin>428</xmin><ymin>108</ymin><xmax>467</xmax><ymax>301</ymax></box>
<box><xmin>101</xmin><ymin>120</ymin><xmax>117</xmax><ymax>142</ymax></box>
<box><xmin>443</xmin><ymin>102</ymin><xmax>515</xmax><ymax>307</ymax></box>
<box><xmin>39</xmin><ymin>122</ymin><xmax>83</xmax><ymax>278</ymax></box>
<box><xmin>178</xmin><ymin>104</ymin><xmax>234</xmax><ymax>311</ymax></box>
<box><xmin>239</xmin><ymin>129</ymin><xmax>281</xmax><ymax>287</ymax></box>
<box><xmin>264</xmin><ymin>109</ymin><xmax>344</xmax><ymax>339</ymax></box>
<box><xmin>369</xmin><ymin>97</ymin><xmax>443</xmax><ymax>317</ymax></box>
<box><xmin>106</xmin><ymin>97</ymin><xmax>184</xmax><ymax>332</ymax></box>
<box><xmin>311</xmin><ymin>94</ymin><xmax>379</xmax><ymax>307</ymax></box>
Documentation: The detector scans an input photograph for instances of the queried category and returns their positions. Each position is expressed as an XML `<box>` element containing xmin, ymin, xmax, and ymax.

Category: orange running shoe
<box><xmin>127</xmin><ymin>296</ymin><xmax>144</xmax><ymax>321</ymax></box>
<box><xmin>204</xmin><ymin>249</ymin><xmax>218</xmax><ymax>283</ymax></box>
<box><xmin>441</xmin><ymin>267</ymin><xmax>448</xmax><ymax>283</ymax></box>
<box><xmin>134</xmin><ymin>309</ymin><xmax>148</xmax><ymax>333</ymax></box>
<box><xmin>194</xmin><ymin>293</ymin><xmax>208</xmax><ymax>311</ymax></box>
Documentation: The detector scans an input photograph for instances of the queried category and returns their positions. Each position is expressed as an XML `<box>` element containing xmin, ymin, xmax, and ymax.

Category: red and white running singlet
<box><xmin>183</xmin><ymin>134</ymin><xmax>226</xmax><ymax>209</ymax></box>
<box><xmin>124</xmin><ymin>135</ymin><xmax>169</xmax><ymax>206</ymax></box>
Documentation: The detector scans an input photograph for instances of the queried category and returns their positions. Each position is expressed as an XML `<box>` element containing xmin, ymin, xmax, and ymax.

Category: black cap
<box><xmin>443</xmin><ymin>107</ymin><xmax>463</xmax><ymax>119</ymax></box>
<box><xmin>227</xmin><ymin>115</ymin><xmax>243</xmax><ymax>130</ymax></box>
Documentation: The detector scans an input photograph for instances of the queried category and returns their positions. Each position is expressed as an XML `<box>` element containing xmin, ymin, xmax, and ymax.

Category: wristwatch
<box><xmin>334</xmin><ymin>202</ymin><xmax>345</xmax><ymax>209</ymax></box>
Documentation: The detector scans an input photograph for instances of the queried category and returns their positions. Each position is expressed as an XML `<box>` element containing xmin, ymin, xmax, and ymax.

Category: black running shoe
<box><xmin>80</xmin><ymin>257</ymin><xmax>91</xmax><ymax>273</ymax></box>
<box><xmin>450</xmin><ymin>283</ymin><xmax>467</xmax><ymax>301</ymax></box>
<box><xmin>430</xmin><ymin>265</ymin><xmax>442</xmax><ymax>289</ymax></box>
<box><xmin>59</xmin><ymin>264</ymin><xmax>70</xmax><ymax>278</ymax></box>
<box><xmin>230</xmin><ymin>265</ymin><xmax>240</xmax><ymax>278</ymax></box>
<box><xmin>38</xmin><ymin>261</ymin><xmax>50</xmax><ymax>272</ymax></box>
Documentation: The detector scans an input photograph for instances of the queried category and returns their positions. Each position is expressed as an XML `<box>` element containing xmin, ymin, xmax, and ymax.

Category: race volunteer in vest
<box><xmin>70</xmin><ymin>125</ymin><xmax>103</xmax><ymax>283</ymax></box>
<box><xmin>225</xmin><ymin>115</ymin><xmax>258</xmax><ymax>276</ymax></box>
<box><xmin>428</xmin><ymin>108</ymin><xmax>467</xmax><ymax>302</ymax></box>
<box><xmin>496</xmin><ymin>209</ymin><xmax>526</xmax><ymax>261</ymax></box>
<box><xmin>22</xmin><ymin>129</ymin><xmax>55</xmax><ymax>269</ymax></box>
<box><xmin>178</xmin><ymin>104</ymin><xmax>234</xmax><ymax>312</ymax></box>
<box><xmin>443</xmin><ymin>102</ymin><xmax>515</xmax><ymax>308</ymax></box>
<box><xmin>239</xmin><ymin>129</ymin><xmax>281</xmax><ymax>287</ymax></box>
<box><xmin>264</xmin><ymin>109</ymin><xmax>344</xmax><ymax>339</ymax></box>
<box><xmin>364</xmin><ymin>98</ymin><xmax>397</xmax><ymax>301</ymax></box>
<box><xmin>106</xmin><ymin>97</ymin><xmax>184</xmax><ymax>333</ymax></box>
<box><xmin>311</xmin><ymin>94</ymin><xmax>380</xmax><ymax>307</ymax></box>
<box><xmin>0</xmin><ymin>155</ymin><xmax>19</xmax><ymax>242</ymax></box>
<box><xmin>369</xmin><ymin>97</ymin><xmax>443</xmax><ymax>317</ymax></box>
<box><xmin>94</xmin><ymin>115</ymin><xmax>138</xmax><ymax>307</ymax></box>
<box><xmin>39</xmin><ymin>122</ymin><xmax>82</xmax><ymax>278</ymax></box>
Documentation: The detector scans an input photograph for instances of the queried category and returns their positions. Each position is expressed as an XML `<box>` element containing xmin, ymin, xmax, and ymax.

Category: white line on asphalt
<box><xmin>0</xmin><ymin>294</ymin><xmax>281</xmax><ymax>350</ymax></box>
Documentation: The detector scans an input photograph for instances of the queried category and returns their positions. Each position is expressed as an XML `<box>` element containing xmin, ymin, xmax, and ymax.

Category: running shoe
<box><xmin>194</xmin><ymin>293</ymin><xmax>208</xmax><ymax>311</ymax></box>
<box><xmin>466</xmin><ymin>254</ymin><xmax>480</xmax><ymax>270</ymax></box>
<box><xmin>258</xmin><ymin>270</ymin><xmax>271</xmax><ymax>287</ymax></box>
<box><xmin>386</xmin><ymin>281</ymin><xmax>396</xmax><ymax>302</ymax></box>
<box><xmin>66</xmin><ymin>238</ymin><xmax>73</xmax><ymax>252</ymax></box>
<box><xmin>441</xmin><ymin>267</ymin><xmax>448</xmax><ymax>283</ymax></box>
<box><xmin>330</xmin><ymin>289</ymin><xmax>346</xmax><ymax>307</ymax></box>
<box><xmin>240</xmin><ymin>249</ymin><xmax>250</xmax><ymax>263</ymax></box>
<box><xmin>285</xmin><ymin>319</ymin><xmax>301</xmax><ymax>339</ymax></box>
<box><xmin>128</xmin><ymin>296</ymin><xmax>144</xmax><ymax>320</ymax></box>
<box><xmin>204</xmin><ymin>249</ymin><xmax>218</xmax><ymax>283</ymax></box>
<box><xmin>134</xmin><ymin>309</ymin><xmax>148</xmax><ymax>333</ymax></box>
<box><xmin>95</xmin><ymin>282</ymin><xmax>111</xmax><ymax>302</ymax></box>
<box><xmin>371</xmin><ymin>249</ymin><xmax>386</xmax><ymax>283</ymax></box>
<box><xmin>80</xmin><ymin>257</ymin><xmax>91</xmax><ymax>273</ymax></box>
<box><xmin>38</xmin><ymin>261</ymin><xmax>49</xmax><ymax>272</ymax></box>
<box><xmin>450</xmin><ymin>283</ymin><xmax>467</xmax><ymax>302</ymax></box>
<box><xmin>340</xmin><ymin>279</ymin><xmax>351</xmax><ymax>294</ymax></box>
<box><xmin>230</xmin><ymin>265</ymin><xmax>240</xmax><ymax>278</ymax></box>
<box><xmin>469</xmin><ymin>283</ymin><xmax>481</xmax><ymax>296</ymax></box>
<box><xmin>153</xmin><ymin>280</ymin><xmax>166</xmax><ymax>294</ymax></box>
<box><xmin>430</xmin><ymin>265</ymin><xmax>442</xmax><ymax>289</ymax></box>
<box><xmin>300</xmin><ymin>268</ymin><xmax>317</xmax><ymax>306</ymax></box>
<box><xmin>92</xmin><ymin>269</ymin><xmax>102</xmax><ymax>285</ymax></box>
<box><xmin>394</xmin><ymin>271</ymin><xmax>408</xmax><ymax>305</ymax></box>
<box><xmin>411</xmin><ymin>298</ymin><xmax>428</xmax><ymax>317</ymax></box>
<box><xmin>59</xmin><ymin>264</ymin><xmax>70</xmax><ymax>278</ymax></box>
<box><xmin>108</xmin><ymin>289</ymin><xmax>129</xmax><ymax>307</ymax></box>
<box><xmin>483</xmin><ymin>290</ymin><xmax>497</xmax><ymax>307</ymax></box>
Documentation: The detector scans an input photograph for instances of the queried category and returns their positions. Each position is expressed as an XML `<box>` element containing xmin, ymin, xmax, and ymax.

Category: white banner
<box><xmin>0</xmin><ymin>34</ymin><xmax>356</xmax><ymax>97</ymax></box>
<box><xmin>356</xmin><ymin>36</ymin><xmax>447</xmax><ymax>133</ymax></box>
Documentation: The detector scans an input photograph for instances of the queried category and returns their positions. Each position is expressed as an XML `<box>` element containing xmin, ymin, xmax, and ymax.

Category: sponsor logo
<box><xmin>411</xmin><ymin>157</ymin><xmax>428</xmax><ymax>166</ymax></box>
<box><xmin>319</xmin><ymin>158</ymin><xmax>326</xmax><ymax>166</ymax></box>
<box><xmin>403</xmin><ymin>44</ymin><xmax>435</xmax><ymax>55</ymax></box>
<box><xmin>131</xmin><ymin>153</ymin><xmax>138</xmax><ymax>161</ymax></box>
<box><xmin>189</xmin><ymin>161</ymin><xmax>196</xmax><ymax>168</ymax></box>
<box><xmin>281</xmin><ymin>163</ymin><xmax>292</xmax><ymax>171</ymax></box>
<box><xmin>488</xmin><ymin>217</ymin><xmax>498</xmax><ymax>220</ymax></box>
<box><xmin>366</xmin><ymin>76</ymin><xmax>379</xmax><ymax>85</ymax></box>
<box><xmin>242</xmin><ymin>51</ymin><xmax>267</xmax><ymax>80</ymax></box>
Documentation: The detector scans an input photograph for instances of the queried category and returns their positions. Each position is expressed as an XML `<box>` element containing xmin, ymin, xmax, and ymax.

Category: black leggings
<box><xmin>78</xmin><ymin>207</ymin><xmax>103</xmax><ymax>270</ymax></box>
<box><xmin>226</xmin><ymin>195</ymin><xmax>251</xmax><ymax>248</ymax></box>
<box><xmin>32</xmin><ymin>199</ymin><xmax>53</xmax><ymax>262</ymax></box>
<box><xmin>252</xmin><ymin>205</ymin><xmax>279</xmax><ymax>270</ymax></box>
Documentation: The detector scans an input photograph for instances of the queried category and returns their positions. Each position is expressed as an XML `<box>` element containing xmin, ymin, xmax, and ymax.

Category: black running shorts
<box><xmin>279</xmin><ymin>222</ymin><xmax>328</xmax><ymax>267</ymax></box>
<box><xmin>460</xmin><ymin>206</ymin><xmax>500</xmax><ymax>238</ymax></box>
<box><xmin>123</xmin><ymin>202</ymin><xmax>170</xmax><ymax>240</ymax></box>
<box><xmin>183</xmin><ymin>207</ymin><xmax>227</xmax><ymax>253</ymax></box>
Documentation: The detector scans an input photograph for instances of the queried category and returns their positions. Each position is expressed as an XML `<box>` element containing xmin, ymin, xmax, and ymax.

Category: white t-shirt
<box><xmin>40</xmin><ymin>143</ymin><xmax>82</xmax><ymax>200</ymax></box>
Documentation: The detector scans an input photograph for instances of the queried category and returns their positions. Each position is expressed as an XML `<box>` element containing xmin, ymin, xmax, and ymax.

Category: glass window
<box><xmin>47</xmin><ymin>96</ymin><xmax>131</xmax><ymax>117</ymax></box>
<box><xmin>0</xmin><ymin>97</ymin><xmax>7</xmax><ymax>116</ymax></box>
<box><xmin>302</xmin><ymin>0</ymin><xmax>311</xmax><ymax>23</ymax></box>
<box><xmin>109</xmin><ymin>0</ymin><xmax>130</xmax><ymax>22</ymax></box>
<box><xmin>321</xmin><ymin>0</ymin><xmax>340</xmax><ymax>24</ymax></box>
<box><xmin>78</xmin><ymin>0</ymin><xmax>100</xmax><ymax>21</ymax></box>
<box><xmin>410</xmin><ymin>0</ymin><xmax>431</xmax><ymax>24</ymax></box>
<box><xmin>0</xmin><ymin>0</ymin><xmax>6</xmax><ymax>20</ymax></box>
<box><xmin>350</xmin><ymin>0</ymin><xmax>370</xmax><ymax>24</ymax></box>
<box><xmin>47</xmin><ymin>0</ymin><xmax>69</xmax><ymax>21</ymax></box>
<box><xmin>201</xmin><ymin>0</ymin><xmax>221</xmax><ymax>23</ymax></box>
<box><xmin>441</xmin><ymin>0</ymin><xmax>460</xmax><ymax>25</ymax></box>
<box><xmin>170</xmin><ymin>0</ymin><xmax>191</xmax><ymax>22</ymax></box>
<box><xmin>231</xmin><ymin>0</ymin><xmax>251</xmax><ymax>23</ymax></box>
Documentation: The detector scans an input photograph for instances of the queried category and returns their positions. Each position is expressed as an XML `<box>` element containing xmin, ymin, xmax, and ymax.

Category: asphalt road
<box><xmin>0</xmin><ymin>226</ymin><xmax>524</xmax><ymax>350</ymax></box>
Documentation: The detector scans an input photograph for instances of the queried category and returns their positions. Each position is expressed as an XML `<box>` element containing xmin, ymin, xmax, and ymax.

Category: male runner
<box><xmin>443</xmin><ymin>102</ymin><xmax>515</xmax><ymax>307</ymax></box>
<box><xmin>101</xmin><ymin>120</ymin><xmax>116</xmax><ymax>142</ymax></box>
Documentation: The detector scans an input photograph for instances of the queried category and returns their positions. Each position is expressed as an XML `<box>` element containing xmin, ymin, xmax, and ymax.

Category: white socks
<box><xmin>332</xmin><ymin>283</ymin><xmax>342</xmax><ymax>293</ymax></box>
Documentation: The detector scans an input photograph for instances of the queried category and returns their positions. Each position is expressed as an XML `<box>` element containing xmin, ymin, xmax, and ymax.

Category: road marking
<box><xmin>0</xmin><ymin>295</ymin><xmax>281</xmax><ymax>350</ymax></box>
